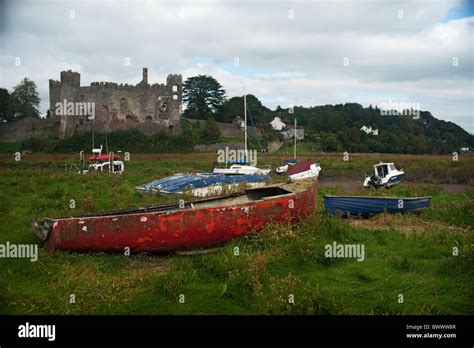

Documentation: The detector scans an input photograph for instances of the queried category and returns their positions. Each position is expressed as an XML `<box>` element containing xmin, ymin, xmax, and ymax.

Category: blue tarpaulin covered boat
<box><xmin>324</xmin><ymin>195</ymin><xmax>431</xmax><ymax>218</ymax></box>
<box><xmin>137</xmin><ymin>173</ymin><xmax>268</xmax><ymax>197</ymax></box>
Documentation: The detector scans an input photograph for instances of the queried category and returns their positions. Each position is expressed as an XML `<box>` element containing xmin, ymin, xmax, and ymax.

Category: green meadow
<box><xmin>0</xmin><ymin>152</ymin><xmax>473</xmax><ymax>314</ymax></box>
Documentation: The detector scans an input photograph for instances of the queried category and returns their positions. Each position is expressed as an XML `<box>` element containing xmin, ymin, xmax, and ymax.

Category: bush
<box><xmin>20</xmin><ymin>129</ymin><xmax>197</xmax><ymax>154</ymax></box>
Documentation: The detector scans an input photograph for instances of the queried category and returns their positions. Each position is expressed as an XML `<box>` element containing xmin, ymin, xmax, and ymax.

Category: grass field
<box><xmin>0</xmin><ymin>152</ymin><xmax>473</xmax><ymax>314</ymax></box>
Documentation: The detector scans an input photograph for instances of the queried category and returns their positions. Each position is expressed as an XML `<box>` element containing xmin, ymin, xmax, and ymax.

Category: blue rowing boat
<box><xmin>323</xmin><ymin>195</ymin><xmax>431</xmax><ymax>218</ymax></box>
<box><xmin>136</xmin><ymin>173</ymin><xmax>268</xmax><ymax>197</ymax></box>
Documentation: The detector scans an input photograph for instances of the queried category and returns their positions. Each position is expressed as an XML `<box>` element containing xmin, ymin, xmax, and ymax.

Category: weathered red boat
<box><xmin>31</xmin><ymin>179</ymin><xmax>317</xmax><ymax>253</ymax></box>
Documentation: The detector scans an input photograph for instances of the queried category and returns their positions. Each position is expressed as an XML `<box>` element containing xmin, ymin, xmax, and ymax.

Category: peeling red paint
<box><xmin>43</xmin><ymin>180</ymin><xmax>317</xmax><ymax>253</ymax></box>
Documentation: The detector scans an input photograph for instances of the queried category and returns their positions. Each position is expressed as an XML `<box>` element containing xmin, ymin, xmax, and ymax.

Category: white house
<box><xmin>270</xmin><ymin>117</ymin><xmax>286</xmax><ymax>131</ymax></box>
<box><xmin>282</xmin><ymin>125</ymin><xmax>304</xmax><ymax>140</ymax></box>
<box><xmin>361</xmin><ymin>125</ymin><xmax>378</xmax><ymax>136</ymax></box>
<box><xmin>232</xmin><ymin>116</ymin><xmax>245</xmax><ymax>129</ymax></box>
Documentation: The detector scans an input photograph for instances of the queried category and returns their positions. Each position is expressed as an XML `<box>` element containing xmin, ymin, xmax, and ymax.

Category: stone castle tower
<box><xmin>49</xmin><ymin>68</ymin><xmax>183</xmax><ymax>138</ymax></box>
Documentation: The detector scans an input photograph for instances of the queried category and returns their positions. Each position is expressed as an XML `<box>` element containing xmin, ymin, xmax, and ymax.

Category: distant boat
<box><xmin>136</xmin><ymin>173</ymin><xmax>268</xmax><ymax>197</ymax></box>
<box><xmin>212</xmin><ymin>93</ymin><xmax>271</xmax><ymax>176</ymax></box>
<box><xmin>213</xmin><ymin>164</ymin><xmax>271</xmax><ymax>176</ymax></box>
<box><xmin>80</xmin><ymin>128</ymin><xmax>124</xmax><ymax>174</ymax></box>
<box><xmin>288</xmin><ymin>159</ymin><xmax>321</xmax><ymax>181</ymax></box>
<box><xmin>32</xmin><ymin>179</ymin><xmax>318</xmax><ymax>253</ymax></box>
<box><xmin>323</xmin><ymin>195</ymin><xmax>431</xmax><ymax>218</ymax></box>
<box><xmin>363</xmin><ymin>162</ymin><xmax>405</xmax><ymax>188</ymax></box>
<box><xmin>275</xmin><ymin>159</ymin><xmax>296</xmax><ymax>174</ymax></box>
<box><xmin>275</xmin><ymin>119</ymin><xmax>322</xmax><ymax>178</ymax></box>
<box><xmin>83</xmin><ymin>145</ymin><xmax>124</xmax><ymax>174</ymax></box>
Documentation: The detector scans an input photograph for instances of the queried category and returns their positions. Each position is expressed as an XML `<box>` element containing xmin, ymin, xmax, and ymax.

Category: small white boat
<box><xmin>275</xmin><ymin>159</ymin><xmax>296</xmax><ymax>174</ymax></box>
<box><xmin>275</xmin><ymin>165</ymin><xmax>288</xmax><ymax>174</ymax></box>
<box><xmin>288</xmin><ymin>159</ymin><xmax>321</xmax><ymax>181</ymax></box>
<box><xmin>81</xmin><ymin>146</ymin><xmax>124</xmax><ymax>174</ymax></box>
<box><xmin>85</xmin><ymin>155</ymin><xmax>124</xmax><ymax>174</ymax></box>
<box><xmin>213</xmin><ymin>164</ymin><xmax>271</xmax><ymax>176</ymax></box>
<box><xmin>363</xmin><ymin>162</ymin><xmax>405</xmax><ymax>188</ymax></box>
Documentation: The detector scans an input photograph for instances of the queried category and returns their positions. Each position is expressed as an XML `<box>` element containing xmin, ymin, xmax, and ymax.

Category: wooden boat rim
<box><xmin>44</xmin><ymin>180</ymin><xmax>316</xmax><ymax>222</ymax></box>
<box><xmin>323</xmin><ymin>194</ymin><xmax>431</xmax><ymax>200</ymax></box>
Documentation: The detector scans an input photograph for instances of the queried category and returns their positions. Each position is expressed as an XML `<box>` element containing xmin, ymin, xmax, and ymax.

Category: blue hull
<box><xmin>387</xmin><ymin>173</ymin><xmax>405</xmax><ymax>186</ymax></box>
<box><xmin>137</xmin><ymin>173</ymin><xmax>268</xmax><ymax>194</ymax></box>
<box><xmin>324</xmin><ymin>195</ymin><xmax>431</xmax><ymax>218</ymax></box>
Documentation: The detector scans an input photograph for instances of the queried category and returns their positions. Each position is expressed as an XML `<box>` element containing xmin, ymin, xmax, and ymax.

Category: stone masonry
<box><xmin>49</xmin><ymin>68</ymin><xmax>183</xmax><ymax>138</ymax></box>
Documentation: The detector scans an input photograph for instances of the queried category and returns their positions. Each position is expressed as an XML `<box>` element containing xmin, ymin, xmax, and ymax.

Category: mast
<box><xmin>244</xmin><ymin>92</ymin><xmax>248</xmax><ymax>164</ymax></box>
<box><xmin>92</xmin><ymin>122</ymin><xmax>95</xmax><ymax>150</ymax></box>
<box><xmin>105</xmin><ymin>128</ymin><xmax>109</xmax><ymax>154</ymax></box>
<box><xmin>294</xmin><ymin>118</ymin><xmax>297</xmax><ymax>160</ymax></box>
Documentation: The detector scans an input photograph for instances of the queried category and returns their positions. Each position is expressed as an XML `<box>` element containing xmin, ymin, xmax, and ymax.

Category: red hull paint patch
<box><xmin>45</xmin><ymin>181</ymin><xmax>317</xmax><ymax>253</ymax></box>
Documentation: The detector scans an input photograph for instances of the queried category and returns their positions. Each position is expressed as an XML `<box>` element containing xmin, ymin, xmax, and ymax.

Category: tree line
<box><xmin>1</xmin><ymin>75</ymin><xmax>472</xmax><ymax>154</ymax></box>
<box><xmin>183</xmin><ymin>75</ymin><xmax>473</xmax><ymax>154</ymax></box>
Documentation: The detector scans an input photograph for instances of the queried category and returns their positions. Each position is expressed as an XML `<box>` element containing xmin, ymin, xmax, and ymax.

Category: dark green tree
<box><xmin>215</xmin><ymin>96</ymin><xmax>242</xmax><ymax>123</ymax></box>
<box><xmin>0</xmin><ymin>88</ymin><xmax>15</xmax><ymax>122</ymax></box>
<box><xmin>321</xmin><ymin>133</ymin><xmax>340</xmax><ymax>152</ymax></box>
<box><xmin>10</xmin><ymin>78</ymin><xmax>41</xmax><ymax>120</ymax></box>
<box><xmin>215</xmin><ymin>94</ymin><xmax>272</xmax><ymax>125</ymax></box>
<box><xmin>183</xmin><ymin>75</ymin><xmax>226</xmax><ymax>119</ymax></box>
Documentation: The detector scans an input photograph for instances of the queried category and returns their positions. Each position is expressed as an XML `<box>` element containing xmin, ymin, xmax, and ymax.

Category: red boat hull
<box><xmin>39</xmin><ymin>180</ymin><xmax>317</xmax><ymax>253</ymax></box>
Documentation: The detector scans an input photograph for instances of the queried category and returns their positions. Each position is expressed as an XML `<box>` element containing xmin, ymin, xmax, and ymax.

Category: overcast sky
<box><xmin>0</xmin><ymin>0</ymin><xmax>473</xmax><ymax>132</ymax></box>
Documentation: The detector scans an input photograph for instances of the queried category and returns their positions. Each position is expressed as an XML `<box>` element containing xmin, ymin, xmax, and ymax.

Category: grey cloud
<box><xmin>0</xmin><ymin>0</ymin><xmax>472</xmax><ymax>131</ymax></box>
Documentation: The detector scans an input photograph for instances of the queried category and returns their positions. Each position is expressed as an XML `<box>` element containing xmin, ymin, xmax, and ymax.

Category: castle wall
<box><xmin>187</xmin><ymin>118</ymin><xmax>262</xmax><ymax>138</ymax></box>
<box><xmin>0</xmin><ymin>116</ymin><xmax>59</xmax><ymax>143</ymax></box>
<box><xmin>50</xmin><ymin>68</ymin><xmax>183</xmax><ymax>138</ymax></box>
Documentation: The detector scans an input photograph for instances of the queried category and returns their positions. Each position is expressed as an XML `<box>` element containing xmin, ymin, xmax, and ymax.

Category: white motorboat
<box><xmin>363</xmin><ymin>162</ymin><xmax>405</xmax><ymax>188</ymax></box>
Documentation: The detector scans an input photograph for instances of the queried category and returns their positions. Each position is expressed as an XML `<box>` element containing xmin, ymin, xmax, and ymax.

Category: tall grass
<box><xmin>0</xmin><ymin>153</ymin><xmax>472</xmax><ymax>314</ymax></box>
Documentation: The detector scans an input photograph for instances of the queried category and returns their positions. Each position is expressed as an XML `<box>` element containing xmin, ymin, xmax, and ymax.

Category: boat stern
<box><xmin>31</xmin><ymin>219</ymin><xmax>53</xmax><ymax>241</ymax></box>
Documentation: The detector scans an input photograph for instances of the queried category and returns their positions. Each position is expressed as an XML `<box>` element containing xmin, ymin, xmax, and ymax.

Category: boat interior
<box><xmin>194</xmin><ymin>186</ymin><xmax>293</xmax><ymax>209</ymax></box>
<box><xmin>55</xmin><ymin>184</ymin><xmax>301</xmax><ymax>220</ymax></box>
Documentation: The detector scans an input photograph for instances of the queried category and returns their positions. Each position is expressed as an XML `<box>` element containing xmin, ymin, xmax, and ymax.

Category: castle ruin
<box><xmin>49</xmin><ymin>68</ymin><xmax>183</xmax><ymax>138</ymax></box>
